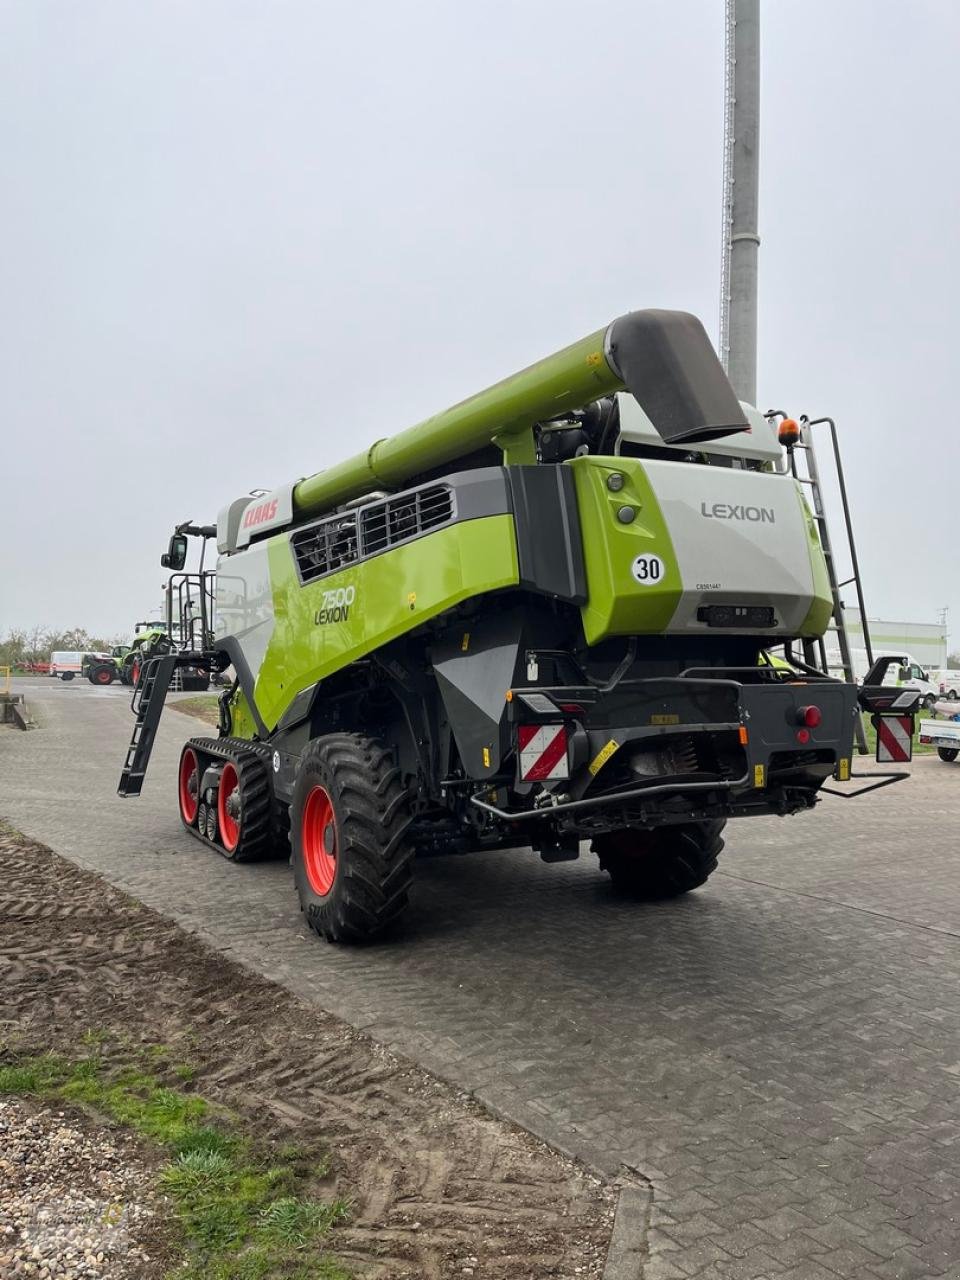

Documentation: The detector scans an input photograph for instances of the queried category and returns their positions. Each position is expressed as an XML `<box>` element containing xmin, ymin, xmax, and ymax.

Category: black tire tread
<box><xmin>592</xmin><ymin>819</ymin><xmax>725</xmax><ymax>899</ymax></box>
<box><xmin>292</xmin><ymin>734</ymin><xmax>414</xmax><ymax>944</ymax></box>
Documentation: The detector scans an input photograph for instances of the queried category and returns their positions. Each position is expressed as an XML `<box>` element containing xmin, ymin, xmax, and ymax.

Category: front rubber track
<box><xmin>179</xmin><ymin>736</ymin><xmax>283</xmax><ymax>862</ymax></box>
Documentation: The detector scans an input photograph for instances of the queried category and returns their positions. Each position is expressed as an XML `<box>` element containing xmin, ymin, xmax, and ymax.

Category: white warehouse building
<box><xmin>841</xmin><ymin>608</ymin><xmax>947</xmax><ymax>670</ymax></box>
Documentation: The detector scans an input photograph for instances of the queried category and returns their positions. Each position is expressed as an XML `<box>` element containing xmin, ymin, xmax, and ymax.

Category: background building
<box><xmin>843</xmin><ymin>608</ymin><xmax>948</xmax><ymax>669</ymax></box>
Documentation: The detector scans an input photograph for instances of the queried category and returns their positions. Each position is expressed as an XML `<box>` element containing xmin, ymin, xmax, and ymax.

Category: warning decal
<box><xmin>518</xmin><ymin>725</ymin><xmax>569</xmax><ymax>782</ymax></box>
<box><xmin>876</xmin><ymin>715</ymin><xmax>913</xmax><ymax>763</ymax></box>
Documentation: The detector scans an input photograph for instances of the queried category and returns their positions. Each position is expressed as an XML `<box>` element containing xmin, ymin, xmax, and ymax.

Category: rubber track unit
<box><xmin>293</xmin><ymin>734</ymin><xmax>415</xmax><ymax>943</ymax></box>
<box><xmin>181</xmin><ymin>736</ymin><xmax>279</xmax><ymax>863</ymax></box>
<box><xmin>592</xmin><ymin>819</ymin><xmax>725</xmax><ymax>899</ymax></box>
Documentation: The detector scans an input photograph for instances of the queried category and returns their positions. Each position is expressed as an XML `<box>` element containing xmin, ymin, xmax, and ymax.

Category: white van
<box><xmin>929</xmin><ymin>669</ymin><xmax>960</xmax><ymax>701</ymax></box>
<box><xmin>49</xmin><ymin>651</ymin><xmax>107</xmax><ymax>681</ymax></box>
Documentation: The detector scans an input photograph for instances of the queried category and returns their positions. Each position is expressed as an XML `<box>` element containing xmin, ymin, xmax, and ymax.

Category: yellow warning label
<box><xmin>588</xmin><ymin>739</ymin><xmax>620</xmax><ymax>776</ymax></box>
<box><xmin>482</xmin><ymin>746</ymin><xmax>491</xmax><ymax>769</ymax></box>
<box><xmin>651</xmin><ymin>714</ymin><xmax>680</xmax><ymax>725</ymax></box>
<box><xmin>753</xmin><ymin>763</ymin><xmax>766</xmax><ymax>789</ymax></box>
<box><xmin>837</xmin><ymin>757</ymin><xmax>850</xmax><ymax>781</ymax></box>
<box><xmin>586</xmin><ymin>351</ymin><xmax>603</xmax><ymax>368</ymax></box>
<box><xmin>461</xmin><ymin>632</ymin><xmax>470</xmax><ymax>652</ymax></box>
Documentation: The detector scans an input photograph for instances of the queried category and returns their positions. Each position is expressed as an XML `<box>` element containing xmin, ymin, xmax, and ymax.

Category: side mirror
<box><xmin>161</xmin><ymin>533</ymin><xmax>188</xmax><ymax>570</ymax></box>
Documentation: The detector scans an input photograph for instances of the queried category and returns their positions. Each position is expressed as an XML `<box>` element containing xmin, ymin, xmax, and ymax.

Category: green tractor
<box><xmin>119</xmin><ymin>309</ymin><xmax>912</xmax><ymax>943</ymax></box>
<box><xmin>87</xmin><ymin>623</ymin><xmax>171</xmax><ymax>686</ymax></box>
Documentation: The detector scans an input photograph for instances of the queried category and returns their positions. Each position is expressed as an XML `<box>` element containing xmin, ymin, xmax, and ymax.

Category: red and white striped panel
<box><xmin>876</xmin><ymin>715</ymin><xmax>913</xmax><ymax>763</ymax></box>
<box><xmin>517</xmin><ymin>724</ymin><xmax>569</xmax><ymax>781</ymax></box>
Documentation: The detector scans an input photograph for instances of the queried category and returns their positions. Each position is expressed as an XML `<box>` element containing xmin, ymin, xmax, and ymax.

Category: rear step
<box><xmin>117</xmin><ymin>654</ymin><xmax>179</xmax><ymax>797</ymax></box>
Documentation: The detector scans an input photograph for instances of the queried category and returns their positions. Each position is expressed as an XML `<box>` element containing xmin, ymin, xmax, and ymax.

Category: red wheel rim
<box><xmin>95</xmin><ymin>668</ymin><xmax>111</xmax><ymax>684</ymax></box>
<box><xmin>302</xmin><ymin>785</ymin><xmax>337</xmax><ymax>896</ymax></box>
<box><xmin>179</xmin><ymin>748</ymin><xmax>199</xmax><ymax>824</ymax></box>
<box><xmin>131</xmin><ymin>659</ymin><xmax>141</xmax><ymax>685</ymax></box>
<box><xmin>218</xmin><ymin>762</ymin><xmax>240</xmax><ymax>852</ymax></box>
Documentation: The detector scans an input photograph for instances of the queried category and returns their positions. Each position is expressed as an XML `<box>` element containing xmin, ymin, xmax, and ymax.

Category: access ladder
<box><xmin>779</xmin><ymin>414</ymin><xmax>873</xmax><ymax>753</ymax></box>
<box><xmin>117</xmin><ymin>654</ymin><xmax>179</xmax><ymax>796</ymax></box>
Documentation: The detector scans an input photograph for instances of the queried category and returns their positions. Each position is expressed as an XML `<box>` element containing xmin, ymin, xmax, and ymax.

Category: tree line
<box><xmin>0</xmin><ymin>626</ymin><xmax>124</xmax><ymax>667</ymax></box>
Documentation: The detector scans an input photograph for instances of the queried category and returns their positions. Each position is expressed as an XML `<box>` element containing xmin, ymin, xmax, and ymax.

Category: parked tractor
<box><xmin>86</xmin><ymin>624</ymin><xmax>171</xmax><ymax>687</ymax></box>
<box><xmin>119</xmin><ymin>309</ymin><xmax>912</xmax><ymax>943</ymax></box>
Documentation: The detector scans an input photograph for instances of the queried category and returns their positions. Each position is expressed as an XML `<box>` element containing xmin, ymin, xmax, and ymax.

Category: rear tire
<box><xmin>593</xmin><ymin>820</ymin><xmax>725</xmax><ymax>899</ymax></box>
<box><xmin>291</xmin><ymin>734</ymin><xmax>414</xmax><ymax>943</ymax></box>
<box><xmin>923</xmin><ymin>694</ymin><xmax>937</xmax><ymax>710</ymax></box>
<box><xmin>61</xmin><ymin>672</ymin><xmax>75</xmax><ymax>682</ymax></box>
<box><xmin>938</xmin><ymin>747</ymin><xmax>958</xmax><ymax>763</ymax></box>
<box><xmin>87</xmin><ymin>663</ymin><xmax>115</xmax><ymax>686</ymax></box>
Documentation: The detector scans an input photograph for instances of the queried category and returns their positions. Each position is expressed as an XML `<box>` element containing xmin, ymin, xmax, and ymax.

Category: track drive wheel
<box><xmin>592</xmin><ymin>820</ymin><xmax>725</xmax><ymax>899</ymax></box>
<box><xmin>177</xmin><ymin>741</ymin><xmax>272</xmax><ymax>863</ymax></box>
<box><xmin>291</xmin><ymin>734</ymin><xmax>414</xmax><ymax>944</ymax></box>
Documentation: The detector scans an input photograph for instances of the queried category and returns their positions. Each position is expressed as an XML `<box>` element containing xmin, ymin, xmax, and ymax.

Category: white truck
<box><xmin>918</xmin><ymin>710</ymin><xmax>960</xmax><ymax>763</ymax></box>
<box><xmin>49</xmin><ymin>650</ymin><xmax>110</xmax><ymax>681</ymax></box>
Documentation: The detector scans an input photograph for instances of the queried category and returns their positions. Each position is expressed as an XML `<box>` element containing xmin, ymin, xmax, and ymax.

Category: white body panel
<box><xmin>215</xmin><ymin>543</ymin><xmax>276</xmax><ymax>682</ymax></box>
<box><xmin>643</xmin><ymin>459</ymin><xmax>818</xmax><ymax>634</ymax></box>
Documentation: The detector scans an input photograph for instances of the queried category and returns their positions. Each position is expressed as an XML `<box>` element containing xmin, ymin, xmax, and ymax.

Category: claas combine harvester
<box><xmin>118</xmin><ymin>309</ymin><xmax>913</xmax><ymax>943</ymax></box>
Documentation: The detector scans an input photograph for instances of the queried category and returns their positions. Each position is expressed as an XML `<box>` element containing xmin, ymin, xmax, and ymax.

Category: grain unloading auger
<box><xmin>119</xmin><ymin>309</ymin><xmax>915</xmax><ymax>943</ymax></box>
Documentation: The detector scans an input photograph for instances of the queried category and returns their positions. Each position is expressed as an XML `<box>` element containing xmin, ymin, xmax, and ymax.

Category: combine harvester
<box><xmin>119</xmin><ymin>309</ymin><xmax>914</xmax><ymax>942</ymax></box>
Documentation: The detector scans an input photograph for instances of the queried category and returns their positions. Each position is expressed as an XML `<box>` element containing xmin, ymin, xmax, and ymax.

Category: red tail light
<box><xmin>797</xmin><ymin>705</ymin><xmax>822</xmax><ymax>728</ymax></box>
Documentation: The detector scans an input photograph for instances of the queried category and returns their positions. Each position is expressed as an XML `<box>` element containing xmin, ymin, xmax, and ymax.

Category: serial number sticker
<box><xmin>588</xmin><ymin>739</ymin><xmax>620</xmax><ymax>776</ymax></box>
<box><xmin>753</xmin><ymin>763</ymin><xmax>766</xmax><ymax>789</ymax></box>
<box><xmin>651</xmin><ymin>714</ymin><xmax>680</xmax><ymax>725</ymax></box>
<box><xmin>631</xmin><ymin>553</ymin><xmax>665</xmax><ymax>586</ymax></box>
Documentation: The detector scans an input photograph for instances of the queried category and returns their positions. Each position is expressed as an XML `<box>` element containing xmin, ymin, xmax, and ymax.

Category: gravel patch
<box><xmin>0</xmin><ymin>1099</ymin><xmax>158</xmax><ymax>1278</ymax></box>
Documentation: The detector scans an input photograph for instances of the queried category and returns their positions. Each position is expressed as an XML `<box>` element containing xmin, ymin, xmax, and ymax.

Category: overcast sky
<box><xmin>2</xmin><ymin>1</ymin><xmax>959</xmax><ymax>646</ymax></box>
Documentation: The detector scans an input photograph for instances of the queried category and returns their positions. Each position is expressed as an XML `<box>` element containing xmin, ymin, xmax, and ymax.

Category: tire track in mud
<box><xmin>0</xmin><ymin>828</ymin><xmax>615</xmax><ymax>1279</ymax></box>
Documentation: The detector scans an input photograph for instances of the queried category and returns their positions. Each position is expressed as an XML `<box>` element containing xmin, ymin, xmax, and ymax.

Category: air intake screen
<box><xmin>292</xmin><ymin>484</ymin><xmax>454</xmax><ymax>584</ymax></box>
<box><xmin>291</xmin><ymin>514</ymin><xmax>360</xmax><ymax>584</ymax></box>
<box><xmin>360</xmin><ymin>485</ymin><xmax>454</xmax><ymax>556</ymax></box>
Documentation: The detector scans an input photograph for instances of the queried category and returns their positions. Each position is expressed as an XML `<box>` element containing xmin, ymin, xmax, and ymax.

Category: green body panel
<box><xmin>570</xmin><ymin>457</ymin><xmax>682</xmax><ymax>645</ymax></box>
<box><xmin>228</xmin><ymin>689</ymin><xmax>258</xmax><ymax>741</ymax></box>
<box><xmin>292</xmin><ymin>331</ymin><xmax>621</xmax><ymax>518</ymax></box>
<box><xmin>795</xmin><ymin>489</ymin><xmax>834</xmax><ymax>637</ymax></box>
<box><xmin>253</xmin><ymin>514</ymin><xmax>520</xmax><ymax>730</ymax></box>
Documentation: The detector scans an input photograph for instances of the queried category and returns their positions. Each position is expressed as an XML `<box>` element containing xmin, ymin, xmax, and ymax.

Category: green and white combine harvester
<box><xmin>118</xmin><ymin>309</ymin><xmax>914</xmax><ymax>943</ymax></box>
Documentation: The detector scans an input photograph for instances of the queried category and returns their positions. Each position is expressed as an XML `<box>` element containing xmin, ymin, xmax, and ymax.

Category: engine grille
<box><xmin>291</xmin><ymin>484</ymin><xmax>454</xmax><ymax>584</ymax></box>
<box><xmin>360</xmin><ymin>485</ymin><xmax>454</xmax><ymax>556</ymax></box>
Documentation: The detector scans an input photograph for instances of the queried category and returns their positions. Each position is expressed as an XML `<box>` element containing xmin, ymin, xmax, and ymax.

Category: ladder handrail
<box><xmin>769</xmin><ymin>411</ymin><xmax>872</xmax><ymax>754</ymax></box>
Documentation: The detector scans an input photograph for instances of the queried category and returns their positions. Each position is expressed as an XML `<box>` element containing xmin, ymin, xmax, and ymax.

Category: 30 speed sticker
<box><xmin>631</xmin><ymin>553</ymin><xmax>665</xmax><ymax>585</ymax></box>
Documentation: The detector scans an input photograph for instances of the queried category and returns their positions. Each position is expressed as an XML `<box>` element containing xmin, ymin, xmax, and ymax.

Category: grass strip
<box><xmin>0</xmin><ymin>1051</ymin><xmax>351</xmax><ymax>1280</ymax></box>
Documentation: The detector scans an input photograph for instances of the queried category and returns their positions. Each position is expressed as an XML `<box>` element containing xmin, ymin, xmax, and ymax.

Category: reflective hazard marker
<box><xmin>875</xmin><ymin>715</ymin><xmax>914</xmax><ymax>763</ymax></box>
<box><xmin>518</xmin><ymin>724</ymin><xmax>569</xmax><ymax>781</ymax></box>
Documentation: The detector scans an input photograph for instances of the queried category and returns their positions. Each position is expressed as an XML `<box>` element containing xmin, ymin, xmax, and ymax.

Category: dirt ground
<box><xmin>0</xmin><ymin>825</ymin><xmax>616</xmax><ymax>1279</ymax></box>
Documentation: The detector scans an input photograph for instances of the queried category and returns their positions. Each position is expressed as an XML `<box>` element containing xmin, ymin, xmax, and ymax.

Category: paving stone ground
<box><xmin>2</xmin><ymin>678</ymin><xmax>960</xmax><ymax>1279</ymax></box>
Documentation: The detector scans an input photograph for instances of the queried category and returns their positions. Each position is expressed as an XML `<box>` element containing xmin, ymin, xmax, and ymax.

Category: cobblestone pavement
<box><xmin>3</xmin><ymin>679</ymin><xmax>960</xmax><ymax>1278</ymax></box>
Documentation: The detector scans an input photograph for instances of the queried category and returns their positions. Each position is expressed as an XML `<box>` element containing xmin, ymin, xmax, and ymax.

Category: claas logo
<box><xmin>242</xmin><ymin>499</ymin><xmax>279</xmax><ymax>529</ymax></box>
